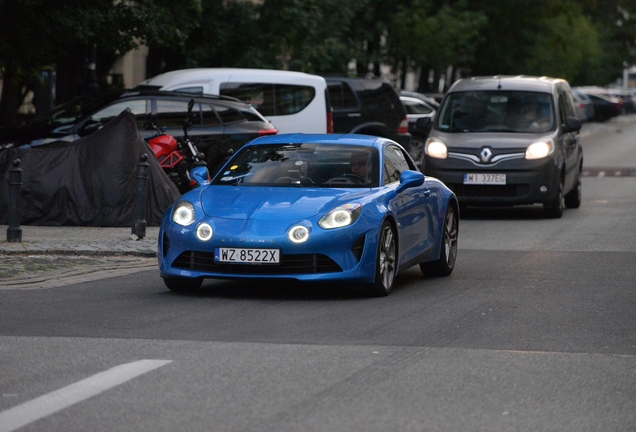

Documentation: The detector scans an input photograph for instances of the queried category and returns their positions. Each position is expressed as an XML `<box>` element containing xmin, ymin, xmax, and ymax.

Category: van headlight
<box><xmin>172</xmin><ymin>200</ymin><xmax>196</xmax><ymax>226</ymax></box>
<box><xmin>425</xmin><ymin>138</ymin><xmax>448</xmax><ymax>159</ymax></box>
<box><xmin>525</xmin><ymin>140</ymin><xmax>553</xmax><ymax>160</ymax></box>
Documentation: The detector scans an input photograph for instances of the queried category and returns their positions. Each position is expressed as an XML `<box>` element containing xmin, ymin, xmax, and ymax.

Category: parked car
<box><xmin>571</xmin><ymin>89</ymin><xmax>595</xmax><ymax>122</ymax></box>
<box><xmin>135</xmin><ymin>68</ymin><xmax>332</xmax><ymax>134</ymax></box>
<box><xmin>0</xmin><ymin>90</ymin><xmax>278</xmax><ymax>173</ymax></box>
<box><xmin>158</xmin><ymin>133</ymin><xmax>459</xmax><ymax>297</ymax></box>
<box><xmin>400</xmin><ymin>90</ymin><xmax>441</xmax><ymax>109</ymax></box>
<box><xmin>325</xmin><ymin>76</ymin><xmax>411</xmax><ymax>153</ymax></box>
<box><xmin>400</xmin><ymin>95</ymin><xmax>437</xmax><ymax>168</ymax></box>
<box><xmin>577</xmin><ymin>91</ymin><xmax>622</xmax><ymax>122</ymax></box>
<box><xmin>420</xmin><ymin>75</ymin><xmax>583</xmax><ymax>218</ymax></box>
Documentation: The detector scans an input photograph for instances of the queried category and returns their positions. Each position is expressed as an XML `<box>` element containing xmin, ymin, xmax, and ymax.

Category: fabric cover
<box><xmin>0</xmin><ymin>110</ymin><xmax>180</xmax><ymax>226</ymax></box>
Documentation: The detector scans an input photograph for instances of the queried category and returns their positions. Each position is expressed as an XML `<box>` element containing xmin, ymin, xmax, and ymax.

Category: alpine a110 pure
<box><xmin>158</xmin><ymin>134</ymin><xmax>459</xmax><ymax>296</ymax></box>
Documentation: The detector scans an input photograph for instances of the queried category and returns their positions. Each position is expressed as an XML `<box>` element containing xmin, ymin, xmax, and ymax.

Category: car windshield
<box><xmin>213</xmin><ymin>143</ymin><xmax>380</xmax><ymax>188</ymax></box>
<box><xmin>437</xmin><ymin>91</ymin><xmax>555</xmax><ymax>133</ymax></box>
<box><xmin>27</xmin><ymin>93</ymin><xmax>122</xmax><ymax>127</ymax></box>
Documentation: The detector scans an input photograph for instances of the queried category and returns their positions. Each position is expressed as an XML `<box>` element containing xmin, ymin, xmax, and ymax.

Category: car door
<box><xmin>327</xmin><ymin>80</ymin><xmax>361</xmax><ymax>133</ymax></box>
<box><xmin>383</xmin><ymin>144</ymin><xmax>431</xmax><ymax>266</ymax></box>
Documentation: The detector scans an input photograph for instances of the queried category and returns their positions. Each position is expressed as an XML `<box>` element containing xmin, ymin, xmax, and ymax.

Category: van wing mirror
<box><xmin>415</xmin><ymin>117</ymin><xmax>432</xmax><ymax>132</ymax></box>
<box><xmin>563</xmin><ymin>116</ymin><xmax>582</xmax><ymax>133</ymax></box>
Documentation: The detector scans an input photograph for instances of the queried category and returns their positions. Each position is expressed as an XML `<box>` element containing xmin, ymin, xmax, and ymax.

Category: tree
<box><xmin>0</xmin><ymin>0</ymin><xmax>201</xmax><ymax>126</ymax></box>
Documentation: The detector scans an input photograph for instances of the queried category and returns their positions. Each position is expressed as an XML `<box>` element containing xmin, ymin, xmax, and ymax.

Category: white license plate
<box><xmin>215</xmin><ymin>248</ymin><xmax>280</xmax><ymax>264</ymax></box>
<box><xmin>463</xmin><ymin>173</ymin><xmax>506</xmax><ymax>185</ymax></box>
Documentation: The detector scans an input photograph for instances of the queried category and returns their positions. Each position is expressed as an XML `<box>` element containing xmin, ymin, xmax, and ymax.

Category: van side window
<box><xmin>328</xmin><ymin>82</ymin><xmax>358</xmax><ymax>109</ymax></box>
<box><xmin>173</xmin><ymin>86</ymin><xmax>204</xmax><ymax>94</ymax></box>
<box><xmin>219</xmin><ymin>83</ymin><xmax>316</xmax><ymax>116</ymax></box>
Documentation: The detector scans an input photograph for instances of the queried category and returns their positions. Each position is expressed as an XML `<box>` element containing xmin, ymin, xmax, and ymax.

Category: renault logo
<box><xmin>479</xmin><ymin>147</ymin><xmax>493</xmax><ymax>163</ymax></box>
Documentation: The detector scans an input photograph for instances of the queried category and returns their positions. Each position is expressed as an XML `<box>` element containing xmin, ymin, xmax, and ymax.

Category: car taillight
<box><xmin>258</xmin><ymin>129</ymin><xmax>278</xmax><ymax>136</ymax></box>
<box><xmin>327</xmin><ymin>111</ymin><xmax>333</xmax><ymax>134</ymax></box>
<box><xmin>398</xmin><ymin>116</ymin><xmax>409</xmax><ymax>134</ymax></box>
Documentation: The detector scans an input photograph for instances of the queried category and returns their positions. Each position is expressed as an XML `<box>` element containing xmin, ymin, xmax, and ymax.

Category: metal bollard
<box><xmin>7</xmin><ymin>159</ymin><xmax>23</xmax><ymax>243</ymax></box>
<box><xmin>131</xmin><ymin>153</ymin><xmax>149</xmax><ymax>240</ymax></box>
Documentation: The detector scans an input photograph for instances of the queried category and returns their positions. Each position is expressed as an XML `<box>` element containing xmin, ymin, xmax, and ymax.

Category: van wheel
<box><xmin>544</xmin><ymin>178</ymin><xmax>564</xmax><ymax>218</ymax></box>
<box><xmin>408</xmin><ymin>135</ymin><xmax>426</xmax><ymax>169</ymax></box>
<box><xmin>564</xmin><ymin>175</ymin><xmax>581</xmax><ymax>209</ymax></box>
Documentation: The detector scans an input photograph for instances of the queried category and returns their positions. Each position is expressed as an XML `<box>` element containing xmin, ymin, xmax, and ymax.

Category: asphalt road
<box><xmin>0</xmin><ymin>117</ymin><xmax>635</xmax><ymax>432</ymax></box>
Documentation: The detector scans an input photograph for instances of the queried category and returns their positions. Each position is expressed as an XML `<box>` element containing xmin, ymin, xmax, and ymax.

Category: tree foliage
<box><xmin>1</xmin><ymin>0</ymin><xmax>635</xmax><ymax>125</ymax></box>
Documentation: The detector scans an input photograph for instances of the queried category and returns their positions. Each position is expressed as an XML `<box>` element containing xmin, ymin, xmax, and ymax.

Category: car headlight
<box><xmin>196</xmin><ymin>223</ymin><xmax>213</xmax><ymax>241</ymax></box>
<box><xmin>425</xmin><ymin>138</ymin><xmax>448</xmax><ymax>159</ymax></box>
<box><xmin>525</xmin><ymin>140</ymin><xmax>553</xmax><ymax>160</ymax></box>
<box><xmin>288</xmin><ymin>225</ymin><xmax>310</xmax><ymax>243</ymax></box>
<box><xmin>318</xmin><ymin>204</ymin><xmax>362</xmax><ymax>229</ymax></box>
<box><xmin>172</xmin><ymin>200</ymin><xmax>196</xmax><ymax>226</ymax></box>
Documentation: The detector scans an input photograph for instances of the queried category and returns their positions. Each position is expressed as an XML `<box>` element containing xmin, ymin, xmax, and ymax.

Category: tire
<box><xmin>543</xmin><ymin>177</ymin><xmax>564</xmax><ymax>218</ymax></box>
<box><xmin>164</xmin><ymin>277</ymin><xmax>202</xmax><ymax>293</ymax></box>
<box><xmin>420</xmin><ymin>206</ymin><xmax>458</xmax><ymax>276</ymax></box>
<box><xmin>365</xmin><ymin>221</ymin><xmax>397</xmax><ymax>297</ymax></box>
<box><xmin>564</xmin><ymin>174</ymin><xmax>582</xmax><ymax>209</ymax></box>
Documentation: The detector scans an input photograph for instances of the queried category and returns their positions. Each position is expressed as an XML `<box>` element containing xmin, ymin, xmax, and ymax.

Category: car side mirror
<box><xmin>563</xmin><ymin>116</ymin><xmax>582</xmax><ymax>133</ymax></box>
<box><xmin>396</xmin><ymin>170</ymin><xmax>424</xmax><ymax>194</ymax></box>
<box><xmin>78</xmin><ymin>120</ymin><xmax>102</xmax><ymax>137</ymax></box>
<box><xmin>189</xmin><ymin>165</ymin><xmax>211</xmax><ymax>188</ymax></box>
<box><xmin>415</xmin><ymin>117</ymin><xmax>432</xmax><ymax>132</ymax></box>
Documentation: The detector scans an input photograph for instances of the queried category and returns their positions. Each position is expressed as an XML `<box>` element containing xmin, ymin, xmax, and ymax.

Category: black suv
<box><xmin>325</xmin><ymin>76</ymin><xmax>411</xmax><ymax>154</ymax></box>
<box><xmin>0</xmin><ymin>90</ymin><xmax>278</xmax><ymax>169</ymax></box>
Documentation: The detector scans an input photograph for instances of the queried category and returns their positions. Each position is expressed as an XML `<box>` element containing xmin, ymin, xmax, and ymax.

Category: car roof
<box><xmin>246</xmin><ymin>133</ymin><xmax>391</xmax><ymax>148</ymax></box>
<box><xmin>447</xmin><ymin>75</ymin><xmax>568</xmax><ymax>93</ymax></box>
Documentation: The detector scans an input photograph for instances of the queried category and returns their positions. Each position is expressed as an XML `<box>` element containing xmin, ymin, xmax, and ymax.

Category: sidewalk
<box><xmin>0</xmin><ymin>225</ymin><xmax>160</xmax><ymax>289</ymax></box>
<box><xmin>0</xmin><ymin>225</ymin><xmax>159</xmax><ymax>257</ymax></box>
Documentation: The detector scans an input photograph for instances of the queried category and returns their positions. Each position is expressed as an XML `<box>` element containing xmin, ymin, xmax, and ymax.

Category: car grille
<box><xmin>450</xmin><ymin>184</ymin><xmax>529</xmax><ymax>198</ymax></box>
<box><xmin>172</xmin><ymin>251</ymin><xmax>342</xmax><ymax>275</ymax></box>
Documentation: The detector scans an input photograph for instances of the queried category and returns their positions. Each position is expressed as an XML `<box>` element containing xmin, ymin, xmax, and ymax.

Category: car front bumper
<box><xmin>424</xmin><ymin>154</ymin><xmax>562</xmax><ymax>206</ymax></box>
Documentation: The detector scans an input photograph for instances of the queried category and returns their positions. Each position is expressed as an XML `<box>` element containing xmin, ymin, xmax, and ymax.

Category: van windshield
<box><xmin>437</xmin><ymin>91</ymin><xmax>555</xmax><ymax>133</ymax></box>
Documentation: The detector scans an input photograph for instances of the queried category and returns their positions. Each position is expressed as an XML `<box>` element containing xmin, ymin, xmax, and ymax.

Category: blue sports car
<box><xmin>158</xmin><ymin>134</ymin><xmax>459</xmax><ymax>296</ymax></box>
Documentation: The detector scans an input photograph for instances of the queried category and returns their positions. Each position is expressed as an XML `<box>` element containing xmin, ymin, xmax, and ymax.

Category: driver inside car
<box><xmin>350</xmin><ymin>150</ymin><xmax>373</xmax><ymax>184</ymax></box>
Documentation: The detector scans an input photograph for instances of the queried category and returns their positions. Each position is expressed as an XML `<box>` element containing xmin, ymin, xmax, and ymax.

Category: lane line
<box><xmin>0</xmin><ymin>359</ymin><xmax>171</xmax><ymax>432</ymax></box>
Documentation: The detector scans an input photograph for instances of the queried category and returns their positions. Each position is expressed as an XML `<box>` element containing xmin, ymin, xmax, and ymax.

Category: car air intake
<box><xmin>172</xmin><ymin>251</ymin><xmax>342</xmax><ymax>275</ymax></box>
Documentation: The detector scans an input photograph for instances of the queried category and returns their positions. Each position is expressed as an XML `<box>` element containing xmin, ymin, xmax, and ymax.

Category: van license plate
<box><xmin>463</xmin><ymin>173</ymin><xmax>506</xmax><ymax>185</ymax></box>
<box><xmin>215</xmin><ymin>248</ymin><xmax>280</xmax><ymax>264</ymax></box>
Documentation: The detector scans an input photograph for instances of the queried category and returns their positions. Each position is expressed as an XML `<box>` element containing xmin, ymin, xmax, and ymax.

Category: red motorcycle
<box><xmin>146</xmin><ymin>99</ymin><xmax>207</xmax><ymax>193</ymax></box>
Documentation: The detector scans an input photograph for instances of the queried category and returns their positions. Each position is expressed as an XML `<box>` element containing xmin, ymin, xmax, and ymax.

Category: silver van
<box><xmin>136</xmin><ymin>68</ymin><xmax>332</xmax><ymax>134</ymax></box>
<box><xmin>420</xmin><ymin>76</ymin><xmax>583</xmax><ymax>218</ymax></box>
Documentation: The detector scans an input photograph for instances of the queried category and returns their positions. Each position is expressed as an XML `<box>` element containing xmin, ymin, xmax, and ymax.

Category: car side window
<box><xmin>403</xmin><ymin>99</ymin><xmax>433</xmax><ymax>115</ymax></box>
<box><xmin>383</xmin><ymin>145</ymin><xmax>410</xmax><ymax>185</ymax></box>
<box><xmin>200</xmin><ymin>103</ymin><xmax>221</xmax><ymax>126</ymax></box>
<box><xmin>156</xmin><ymin>100</ymin><xmax>194</xmax><ymax>128</ymax></box>
<box><xmin>216</xmin><ymin>105</ymin><xmax>245</xmax><ymax>124</ymax></box>
<box><xmin>91</xmin><ymin>99</ymin><xmax>148</xmax><ymax>128</ymax></box>
<box><xmin>328</xmin><ymin>82</ymin><xmax>358</xmax><ymax>109</ymax></box>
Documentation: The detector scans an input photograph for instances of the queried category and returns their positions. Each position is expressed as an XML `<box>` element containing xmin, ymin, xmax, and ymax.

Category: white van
<box><xmin>136</xmin><ymin>68</ymin><xmax>332</xmax><ymax>134</ymax></box>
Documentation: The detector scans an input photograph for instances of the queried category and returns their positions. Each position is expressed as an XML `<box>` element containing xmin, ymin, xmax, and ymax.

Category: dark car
<box><xmin>575</xmin><ymin>90</ymin><xmax>622</xmax><ymax>122</ymax></box>
<box><xmin>423</xmin><ymin>75</ymin><xmax>583</xmax><ymax>218</ymax></box>
<box><xmin>325</xmin><ymin>76</ymin><xmax>411</xmax><ymax>155</ymax></box>
<box><xmin>0</xmin><ymin>90</ymin><xmax>278</xmax><ymax>170</ymax></box>
<box><xmin>400</xmin><ymin>96</ymin><xmax>437</xmax><ymax>167</ymax></box>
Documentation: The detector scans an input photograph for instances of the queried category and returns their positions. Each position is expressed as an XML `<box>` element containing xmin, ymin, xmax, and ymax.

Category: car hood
<box><xmin>433</xmin><ymin>131</ymin><xmax>556</xmax><ymax>149</ymax></box>
<box><xmin>199</xmin><ymin>186</ymin><xmax>368</xmax><ymax>221</ymax></box>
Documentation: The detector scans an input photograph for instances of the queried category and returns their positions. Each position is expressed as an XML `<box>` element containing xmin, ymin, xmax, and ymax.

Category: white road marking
<box><xmin>0</xmin><ymin>359</ymin><xmax>171</xmax><ymax>432</ymax></box>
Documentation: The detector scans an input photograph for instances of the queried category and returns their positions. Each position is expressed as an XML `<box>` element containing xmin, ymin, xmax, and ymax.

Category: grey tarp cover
<box><xmin>0</xmin><ymin>110</ymin><xmax>181</xmax><ymax>226</ymax></box>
